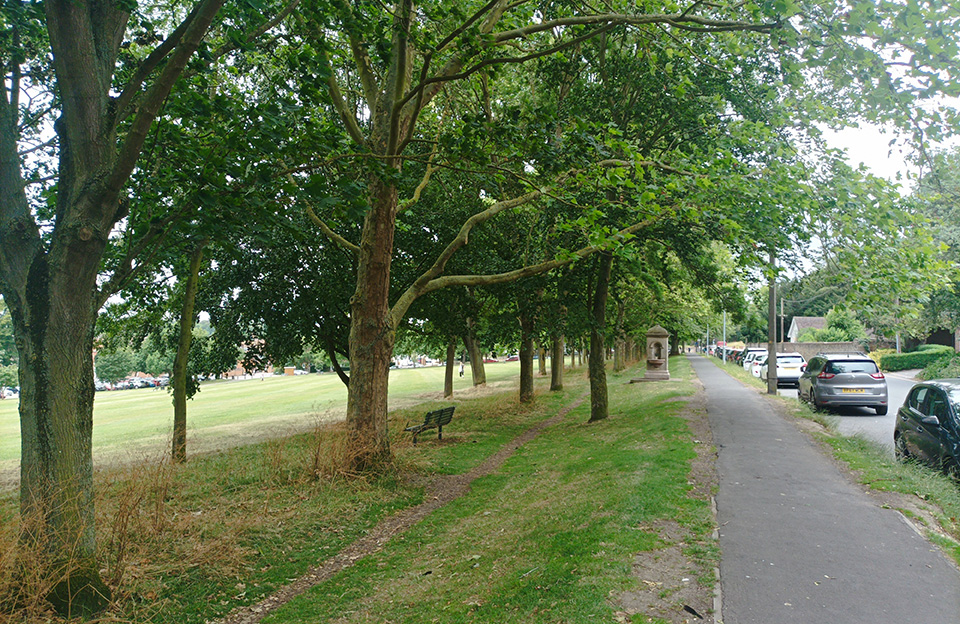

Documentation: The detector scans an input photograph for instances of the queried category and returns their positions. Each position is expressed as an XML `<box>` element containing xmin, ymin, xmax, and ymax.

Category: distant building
<box><xmin>787</xmin><ymin>316</ymin><xmax>826</xmax><ymax>343</ymax></box>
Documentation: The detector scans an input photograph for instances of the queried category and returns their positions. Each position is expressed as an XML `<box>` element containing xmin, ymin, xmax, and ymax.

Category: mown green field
<box><xmin>0</xmin><ymin>363</ymin><xmax>525</xmax><ymax>471</ymax></box>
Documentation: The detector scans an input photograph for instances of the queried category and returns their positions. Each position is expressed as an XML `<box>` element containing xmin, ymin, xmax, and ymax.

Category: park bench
<box><xmin>405</xmin><ymin>406</ymin><xmax>456</xmax><ymax>444</ymax></box>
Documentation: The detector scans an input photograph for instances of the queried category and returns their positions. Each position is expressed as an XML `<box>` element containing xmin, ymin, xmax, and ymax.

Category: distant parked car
<box><xmin>894</xmin><ymin>379</ymin><xmax>960</xmax><ymax>478</ymax></box>
<box><xmin>506</xmin><ymin>355</ymin><xmax>519</xmax><ymax>362</ymax></box>
<box><xmin>483</xmin><ymin>358</ymin><xmax>498</xmax><ymax>363</ymax></box>
<box><xmin>760</xmin><ymin>352</ymin><xmax>807</xmax><ymax>388</ymax></box>
<box><xmin>798</xmin><ymin>353</ymin><xmax>888</xmax><ymax>415</ymax></box>
<box><xmin>750</xmin><ymin>356</ymin><xmax>765</xmax><ymax>378</ymax></box>
<box><xmin>741</xmin><ymin>349</ymin><xmax>766</xmax><ymax>370</ymax></box>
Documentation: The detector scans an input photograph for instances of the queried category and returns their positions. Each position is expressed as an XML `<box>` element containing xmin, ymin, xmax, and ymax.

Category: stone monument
<box><xmin>643</xmin><ymin>324</ymin><xmax>670</xmax><ymax>380</ymax></box>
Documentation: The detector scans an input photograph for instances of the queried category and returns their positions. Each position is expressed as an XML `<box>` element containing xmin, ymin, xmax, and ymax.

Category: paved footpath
<box><xmin>689</xmin><ymin>355</ymin><xmax>960</xmax><ymax>623</ymax></box>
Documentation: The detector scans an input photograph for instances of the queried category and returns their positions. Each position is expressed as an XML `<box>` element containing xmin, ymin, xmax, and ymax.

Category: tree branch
<box><xmin>210</xmin><ymin>0</ymin><xmax>301</xmax><ymax>62</ymax></box>
<box><xmin>416</xmin><ymin>217</ymin><xmax>655</xmax><ymax>302</ymax></box>
<box><xmin>333</xmin><ymin>0</ymin><xmax>381</xmax><ymax>111</ymax></box>
<box><xmin>390</xmin><ymin>189</ymin><xmax>542</xmax><ymax>325</ymax></box>
<box><xmin>322</xmin><ymin>49</ymin><xmax>368</xmax><ymax>146</ymax></box>
<box><xmin>107</xmin><ymin>0</ymin><xmax>227</xmax><ymax>200</ymax></box>
<box><xmin>305</xmin><ymin>205</ymin><xmax>361</xmax><ymax>255</ymax></box>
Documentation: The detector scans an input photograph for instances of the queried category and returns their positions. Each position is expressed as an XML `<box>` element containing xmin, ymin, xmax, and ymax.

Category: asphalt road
<box><xmin>776</xmin><ymin>374</ymin><xmax>916</xmax><ymax>453</ymax></box>
<box><xmin>691</xmin><ymin>355</ymin><xmax>960</xmax><ymax>623</ymax></box>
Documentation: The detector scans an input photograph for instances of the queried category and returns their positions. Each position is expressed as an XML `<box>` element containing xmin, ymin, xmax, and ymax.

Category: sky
<box><xmin>824</xmin><ymin>124</ymin><xmax>914</xmax><ymax>183</ymax></box>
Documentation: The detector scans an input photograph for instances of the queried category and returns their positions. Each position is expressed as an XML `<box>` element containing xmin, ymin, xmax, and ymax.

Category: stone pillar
<box><xmin>644</xmin><ymin>325</ymin><xmax>670</xmax><ymax>380</ymax></box>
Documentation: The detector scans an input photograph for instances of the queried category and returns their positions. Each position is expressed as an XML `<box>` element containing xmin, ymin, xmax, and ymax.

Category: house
<box><xmin>787</xmin><ymin>316</ymin><xmax>826</xmax><ymax>343</ymax></box>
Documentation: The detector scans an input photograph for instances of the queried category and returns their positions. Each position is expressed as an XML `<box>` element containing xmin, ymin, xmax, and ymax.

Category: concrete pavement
<box><xmin>689</xmin><ymin>354</ymin><xmax>960</xmax><ymax>623</ymax></box>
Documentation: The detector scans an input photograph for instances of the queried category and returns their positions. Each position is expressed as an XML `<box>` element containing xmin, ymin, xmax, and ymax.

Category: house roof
<box><xmin>790</xmin><ymin>316</ymin><xmax>826</xmax><ymax>332</ymax></box>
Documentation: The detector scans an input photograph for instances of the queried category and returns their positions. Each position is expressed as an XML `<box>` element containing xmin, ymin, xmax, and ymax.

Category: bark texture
<box><xmin>444</xmin><ymin>338</ymin><xmax>455</xmax><ymax>397</ymax></box>
<box><xmin>172</xmin><ymin>242</ymin><xmax>206</xmax><ymax>464</ymax></box>
<box><xmin>464</xmin><ymin>317</ymin><xmax>486</xmax><ymax>386</ymax></box>
<box><xmin>519</xmin><ymin>312</ymin><xmax>535</xmax><ymax>403</ymax></box>
<box><xmin>550</xmin><ymin>335</ymin><xmax>564</xmax><ymax>391</ymax></box>
<box><xmin>588</xmin><ymin>252</ymin><xmax>613</xmax><ymax>422</ymax></box>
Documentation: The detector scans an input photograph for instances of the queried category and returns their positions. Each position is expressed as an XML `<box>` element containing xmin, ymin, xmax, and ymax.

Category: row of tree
<box><xmin>2</xmin><ymin>0</ymin><xmax>959</xmax><ymax>614</ymax></box>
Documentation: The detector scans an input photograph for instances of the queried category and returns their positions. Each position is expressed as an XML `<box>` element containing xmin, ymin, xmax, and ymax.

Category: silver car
<box><xmin>798</xmin><ymin>353</ymin><xmax>888</xmax><ymax>415</ymax></box>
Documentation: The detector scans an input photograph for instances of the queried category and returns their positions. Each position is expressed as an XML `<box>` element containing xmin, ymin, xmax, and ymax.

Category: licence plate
<box><xmin>841</xmin><ymin>388</ymin><xmax>866</xmax><ymax>394</ymax></box>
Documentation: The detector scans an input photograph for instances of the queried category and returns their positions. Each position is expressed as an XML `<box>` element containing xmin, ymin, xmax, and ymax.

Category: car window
<box><xmin>946</xmin><ymin>389</ymin><xmax>960</xmax><ymax>418</ymax></box>
<box><xmin>928</xmin><ymin>390</ymin><xmax>949</xmax><ymax>421</ymax></box>
<box><xmin>909</xmin><ymin>387</ymin><xmax>929</xmax><ymax>411</ymax></box>
<box><xmin>778</xmin><ymin>356</ymin><xmax>805</xmax><ymax>364</ymax></box>
<box><xmin>826</xmin><ymin>360</ymin><xmax>879</xmax><ymax>374</ymax></box>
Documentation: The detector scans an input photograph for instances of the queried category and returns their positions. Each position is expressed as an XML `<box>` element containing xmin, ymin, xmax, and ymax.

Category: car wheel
<box><xmin>811</xmin><ymin>390</ymin><xmax>825</xmax><ymax>412</ymax></box>
<box><xmin>875</xmin><ymin>405</ymin><xmax>888</xmax><ymax>416</ymax></box>
<box><xmin>894</xmin><ymin>434</ymin><xmax>909</xmax><ymax>461</ymax></box>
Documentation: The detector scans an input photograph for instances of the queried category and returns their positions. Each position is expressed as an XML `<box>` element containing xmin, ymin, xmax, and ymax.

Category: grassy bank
<box><xmin>263</xmin><ymin>358</ymin><xmax>714</xmax><ymax>624</ymax></box>
<box><xmin>1</xmin><ymin>359</ymin><xmax>713</xmax><ymax>624</ymax></box>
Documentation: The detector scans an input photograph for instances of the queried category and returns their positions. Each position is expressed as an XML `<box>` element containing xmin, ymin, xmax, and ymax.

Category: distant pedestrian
<box><xmin>459</xmin><ymin>362</ymin><xmax>464</xmax><ymax>377</ymax></box>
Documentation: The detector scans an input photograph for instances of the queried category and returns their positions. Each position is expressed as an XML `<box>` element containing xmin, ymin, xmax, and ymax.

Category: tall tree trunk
<box><xmin>519</xmin><ymin>311</ymin><xmax>535</xmax><ymax>403</ymax></box>
<box><xmin>14</xmin><ymin>257</ymin><xmax>111</xmax><ymax>614</ymax></box>
<box><xmin>613</xmin><ymin>298</ymin><xmax>626</xmax><ymax>372</ymax></box>
<box><xmin>346</xmin><ymin>176</ymin><xmax>399</xmax><ymax>468</ymax></box>
<box><xmin>0</xmin><ymin>0</ymin><xmax>226</xmax><ymax>614</ymax></box>
<box><xmin>444</xmin><ymin>338</ymin><xmax>455</xmax><ymax>397</ymax></box>
<box><xmin>538</xmin><ymin>344</ymin><xmax>547</xmax><ymax>376</ymax></box>
<box><xmin>464</xmin><ymin>317</ymin><xmax>486</xmax><ymax>386</ymax></box>
<box><xmin>172</xmin><ymin>242</ymin><xmax>206</xmax><ymax>464</ymax></box>
<box><xmin>588</xmin><ymin>252</ymin><xmax>613</xmax><ymax>422</ymax></box>
<box><xmin>550</xmin><ymin>334</ymin><xmax>564</xmax><ymax>391</ymax></box>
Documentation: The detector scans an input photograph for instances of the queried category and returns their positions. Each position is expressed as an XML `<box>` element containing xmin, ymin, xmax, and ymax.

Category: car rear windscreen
<box><xmin>827</xmin><ymin>361</ymin><xmax>879</xmax><ymax>374</ymax></box>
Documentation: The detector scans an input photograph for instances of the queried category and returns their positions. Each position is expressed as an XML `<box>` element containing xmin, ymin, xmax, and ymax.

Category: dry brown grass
<box><xmin>0</xmin><ymin>411</ymin><xmax>417</xmax><ymax>623</ymax></box>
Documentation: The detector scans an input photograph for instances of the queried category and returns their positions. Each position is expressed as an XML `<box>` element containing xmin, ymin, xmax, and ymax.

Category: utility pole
<box><xmin>767</xmin><ymin>250</ymin><xmax>778</xmax><ymax>395</ymax></box>
<box><xmin>780</xmin><ymin>297</ymin><xmax>785</xmax><ymax>345</ymax></box>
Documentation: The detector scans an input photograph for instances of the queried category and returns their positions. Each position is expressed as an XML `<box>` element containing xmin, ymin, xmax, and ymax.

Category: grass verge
<box><xmin>1</xmin><ymin>359</ymin><xmax>713</xmax><ymax>624</ymax></box>
<box><xmin>262</xmin><ymin>358</ymin><xmax>716</xmax><ymax>624</ymax></box>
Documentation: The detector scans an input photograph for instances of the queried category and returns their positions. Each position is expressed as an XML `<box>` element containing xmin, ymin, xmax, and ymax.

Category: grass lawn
<box><xmin>0</xmin><ymin>362</ymin><xmax>525</xmax><ymax>476</ymax></box>
<box><xmin>1</xmin><ymin>357</ymin><xmax>714</xmax><ymax>624</ymax></box>
<box><xmin>261</xmin><ymin>358</ymin><xmax>714</xmax><ymax>624</ymax></box>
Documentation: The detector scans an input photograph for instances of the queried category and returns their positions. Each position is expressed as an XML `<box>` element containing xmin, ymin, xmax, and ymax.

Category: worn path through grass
<box><xmin>239</xmin><ymin>358</ymin><xmax>717</xmax><ymax>624</ymax></box>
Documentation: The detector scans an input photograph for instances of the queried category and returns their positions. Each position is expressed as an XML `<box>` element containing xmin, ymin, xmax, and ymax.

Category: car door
<box><xmin>899</xmin><ymin>386</ymin><xmax>928</xmax><ymax>457</ymax></box>
<box><xmin>799</xmin><ymin>357</ymin><xmax>822</xmax><ymax>401</ymax></box>
<box><xmin>914</xmin><ymin>388</ymin><xmax>949</xmax><ymax>465</ymax></box>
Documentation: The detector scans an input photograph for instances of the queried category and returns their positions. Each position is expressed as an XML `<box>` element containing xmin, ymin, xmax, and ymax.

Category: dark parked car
<box><xmin>894</xmin><ymin>380</ymin><xmax>960</xmax><ymax>478</ymax></box>
<box><xmin>798</xmin><ymin>352</ymin><xmax>888</xmax><ymax>415</ymax></box>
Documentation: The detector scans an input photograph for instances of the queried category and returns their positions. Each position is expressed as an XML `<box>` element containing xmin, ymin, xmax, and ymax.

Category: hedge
<box><xmin>916</xmin><ymin>344</ymin><xmax>954</xmax><ymax>354</ymax></box>
<box><xmin>880</xmin><ymin>348</ymin><xmax>954</xmax><ymax>372</ymax></box>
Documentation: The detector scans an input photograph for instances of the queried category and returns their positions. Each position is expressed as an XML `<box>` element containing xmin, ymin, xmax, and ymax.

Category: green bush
<box><xmin>917</xmin><ymin>344</ymin><xmax>954</xmax><ymax>354</ymax></box>
<box><xmin>920</xmin><ymin>353</ymin><xmax>960</xmax><ymax>380</ymax></box>
<box><xmin>880</xmin><ymin>349</ymin><xmax>953</xmax><ymax>372</ymax></box>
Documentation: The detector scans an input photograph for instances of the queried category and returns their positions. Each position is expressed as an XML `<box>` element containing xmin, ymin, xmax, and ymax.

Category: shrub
<box><xmin>868</xmin><ymin>349</ymin><xmax>895</xmax><ymax>366</ymax></box>
<box><xmin>880</xmin><ymin>349</ymin><xmax>953</xmax><ymax>372</ymax></box>
<box><xmin>920</xmin><ymin>353</ymin><xmax>960</xmax><ymax>380</ymax></box>
<box><xmin>917</xmin><ymin>344</ymin><xmax>954</xmax><ymax>355</ymax></box>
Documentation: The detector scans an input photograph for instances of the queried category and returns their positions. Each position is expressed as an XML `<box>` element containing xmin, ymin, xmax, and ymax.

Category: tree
<box><xmin>289</xmin><ymin>0</ymin><xmax>797</xmax><ymax>468</ymax></box>
<box><xmin>94</xmin><ymin>348</ymin><xmax>137</xmax><ymax>385</ymax></box>
<box><xmin>0</xmin><ymin>0</ymin><xmax>294</xmax><ymax>612</ymax></box>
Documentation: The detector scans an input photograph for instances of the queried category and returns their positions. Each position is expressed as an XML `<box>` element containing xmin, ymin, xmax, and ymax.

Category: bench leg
<box><xmin>438</xmin><ymin>425</ymin><xmax>442</xmax><ymax>440</ymax></box>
